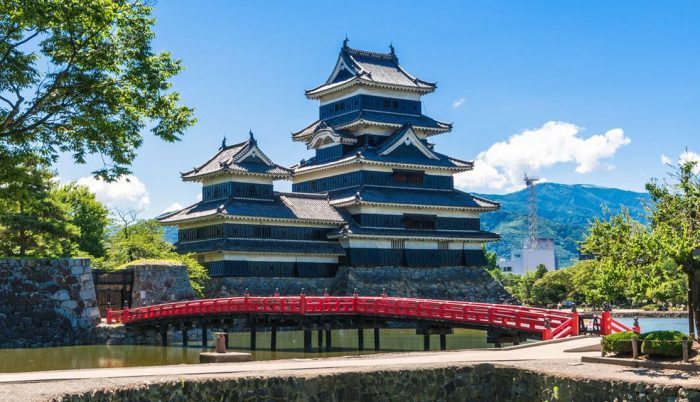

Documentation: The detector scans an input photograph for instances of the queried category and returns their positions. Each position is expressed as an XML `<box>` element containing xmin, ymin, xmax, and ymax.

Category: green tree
<box><xmin>52</xmin><ymin>183</ymin><xmax>109</xmax><ymax>257</ymax></box>
<box><xmin>103</xmin><ymin>219</ymin><xmax>209</xmax><ymax>296</ymax></box>
<box><xmin>0</xmin><ymin>160</ymin><xmax>78</xmax><ymax>257</ymax></box>
<box><xmin>581</xmin><ymin>208</ymin><xmax>658</xmax><ymax>305</ymax></box>
<box><xmin>0</xmin><ymin>0</ymin><xmax>195</xmax><ymax>180</ymax></box>
<box><xmin>645</xmin><ymin>161</ymin><xmax>700</xmax><ymax>337</ymax></box>
<box><xmin>531</xmin><ymin>268</ymin><xmax>572</xmax><ymax>306</ymax></box>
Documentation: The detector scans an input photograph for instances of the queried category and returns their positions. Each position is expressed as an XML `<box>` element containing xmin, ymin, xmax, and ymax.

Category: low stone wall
<box><xmin>51</xmin><ymin>363</ymin><xmax>700</xmax><ymax>401</ymax></box>
<box><xmin>0</xmin><ymin>258</ymin><xmax>100</xmax><ymax>348</ymax></box>
<box><xmin>129</xmin><ymin>262</ymin><xmax>195</xmax><ymax>307</ymax></box>
<box><xmin>207</xmin><ymin>266</ymin><xmax>515</xmax><ymax>304</ymax></box>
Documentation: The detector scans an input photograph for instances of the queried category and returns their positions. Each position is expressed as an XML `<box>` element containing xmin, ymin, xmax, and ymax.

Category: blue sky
<box><xmin>54</xmin><ymin>1</ymin><xmax>700</xmax><ymax>217</ymax></box>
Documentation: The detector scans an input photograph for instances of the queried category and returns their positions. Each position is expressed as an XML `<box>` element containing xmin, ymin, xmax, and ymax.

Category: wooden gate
<box><xmin>92</xmin><ymin>269</ymin><xmax>134</xmax><ymax>317</ymax></box>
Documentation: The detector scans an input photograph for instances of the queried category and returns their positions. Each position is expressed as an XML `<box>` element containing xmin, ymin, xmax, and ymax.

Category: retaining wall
<box><xmin>0</xmin><ymin>258</ymin><xmax>100</xmax><ymax>348</ymax></box>
<box><xmin>208</xmin><ymin>266</ymin><xmax>516</xmax><ymax>304</ymax></box>
<box><xmin>51</xmin><ymin>363</ymin><xmax>700</xmax><ymax>401</ymax></box>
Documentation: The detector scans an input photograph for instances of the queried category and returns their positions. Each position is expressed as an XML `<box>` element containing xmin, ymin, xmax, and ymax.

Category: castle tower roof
<box><xmin>305</xmin><ymin>42</ymin><xmax>436</xmax><ymax>99</ymax></box>
<box><xmin>181</xmin><ymin>131</ymin><xmax>291</xmax><ymax>182</ymax></box>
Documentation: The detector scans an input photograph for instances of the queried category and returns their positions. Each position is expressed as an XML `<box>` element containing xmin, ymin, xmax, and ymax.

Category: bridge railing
<box><xmin>105</xmin><ymin>295</ymin><xmax>632</xmax><ymax>340</ymax></box>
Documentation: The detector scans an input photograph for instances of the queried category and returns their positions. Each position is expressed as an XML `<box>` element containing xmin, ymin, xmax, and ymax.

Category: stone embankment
<box><xmin>0</xmin><ymin>258</ymin><xmax>100</xmax><ymax>348</ymax></box>
<box><xmin>42</xmin><ymin>363</ymin><xmax>700</xmax><ymax>401</ymax></box>
<box><xmin>209</xmin><ymin>266</ymin><xmax>516</xmax><ymax>304</ymax></box>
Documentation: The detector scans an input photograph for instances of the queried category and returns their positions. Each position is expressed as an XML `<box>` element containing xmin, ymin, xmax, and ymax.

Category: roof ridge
<box><xmin>342</xmin><ymin>45</ymin><xmax>395</xmax><ymax>60</ymax></box>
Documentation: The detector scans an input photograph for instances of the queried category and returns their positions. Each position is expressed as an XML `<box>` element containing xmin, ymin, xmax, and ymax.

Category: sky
<box><xmin>54</xmin><ymin>1</ymin><xmax>700</xmax><ymax>217</ymax></box>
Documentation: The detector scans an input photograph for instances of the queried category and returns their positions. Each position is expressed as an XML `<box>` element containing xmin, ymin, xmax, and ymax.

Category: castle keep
<box><xmin>159</xmin><ymin>43</ymin><xmax>500</xmax><ymax>283</ymax></box>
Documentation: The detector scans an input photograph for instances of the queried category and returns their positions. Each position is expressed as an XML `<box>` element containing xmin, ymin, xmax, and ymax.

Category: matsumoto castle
<box><xmin>159</xmin><ymin>42</ymin><xmax>500</xmax><ymax>278</ymax></box>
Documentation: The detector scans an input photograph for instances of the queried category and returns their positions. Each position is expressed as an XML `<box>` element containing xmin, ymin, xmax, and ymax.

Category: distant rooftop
<box><xmin>181</xmin><ymin>132</ymin><xmax>291</xmax><ymax>182</ymax></box>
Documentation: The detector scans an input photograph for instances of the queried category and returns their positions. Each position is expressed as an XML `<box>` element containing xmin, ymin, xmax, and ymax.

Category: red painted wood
<box><xmin>105</xmin><ymin>295</ymin><xmax>632</xmax><ymax>339</ymax></box>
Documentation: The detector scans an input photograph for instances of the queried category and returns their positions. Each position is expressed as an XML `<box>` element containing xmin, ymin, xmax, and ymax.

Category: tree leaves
<box><xmin>0</xmin><ymin>0</ymin><xmax>195</xmax><ymax>180</ymax></box>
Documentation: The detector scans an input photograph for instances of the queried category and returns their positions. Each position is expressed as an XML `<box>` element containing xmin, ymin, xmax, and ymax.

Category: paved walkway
<box><xmin>3</xmin><ymin>337</ymin><xmax>700</xmax><ymax>401</ymax></box>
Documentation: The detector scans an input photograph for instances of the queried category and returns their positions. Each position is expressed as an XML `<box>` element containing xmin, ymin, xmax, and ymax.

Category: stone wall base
<box><xmin>53</xmin><ymin>363</ymin><xmax>699</xmax><ymax>401</ymax></box>
<box><xmin>207</xmin><ymin>266</ymin><xmax>516</xmax><ymax>304</ymax></box>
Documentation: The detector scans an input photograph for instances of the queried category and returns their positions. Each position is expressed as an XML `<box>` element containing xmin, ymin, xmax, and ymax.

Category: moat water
<box><xmin>0</xmin><ymin>318</ymin><xmax>687</xmax><ymax>373</ymax></box>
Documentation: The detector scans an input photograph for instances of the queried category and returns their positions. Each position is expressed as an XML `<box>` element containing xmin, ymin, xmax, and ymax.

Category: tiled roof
<box><xmin>328</xmin><ymin>186</ymin><xmax>500</xmax><ymax>211</ymax></box>
<box><xmin>305</xmin><ymin>45</ymin><xmax>436</xmax><ymax>98</ymax></box>
<box><xmin>175</xmin><ymin>238</ymin><xmax>346</xmax><ymax>256</ymax></box>
<box><xmin>158</xmin><ymin>192</ymin><xmax>346</xmax><ymax>224</ymax></box>
<box><xmin>292</xmin><ymin>112</ymin><xmax>451</xmax><ymax>141</ymax></box>
<box><xmin>330</xmin><ymin>220</ymin><xmax>499</xmax><ymax>241</ymax></box>
<box><xmin>181</xmin><ymin>133</ymin><xmax>291</xmax><ymax>181</ymax></box>
<box><xmin>293</xmin><ymin>144</ymin><xmax>473</xmax><ymax>172</ymax></box>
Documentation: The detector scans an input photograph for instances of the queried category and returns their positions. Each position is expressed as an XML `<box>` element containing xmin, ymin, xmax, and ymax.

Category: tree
<box><xmin>645</xmin><ymin>160</ymin><xmax>700</xmax><ymax>338</ymax></box>
<box><xmin>0</xmin><ymin>0</ymin><xmax>195</xmax><ymax>180</ymax></box>
<box><xmin>531</xmin><ymin>268</ymin><xmax>572</xmax><ymax>306</ymax></box>
<box><xmin>581</xmin><ymin>208</ymin><xmax>659</xmax><ymax>305</ymax></box>
<box><xmin>103</xmin><ymin>219</ymin><xmax>209</xmax><ymax>296</ymax></box>
<box><xmin>0</xmin><ymin>159</ymin><xmax>79</xmax><ymax>257</ymax></box>
<box><xmin>52</xmin><ymin>183</ymin><xmax>109</xmax><ymax>257</ymax></box>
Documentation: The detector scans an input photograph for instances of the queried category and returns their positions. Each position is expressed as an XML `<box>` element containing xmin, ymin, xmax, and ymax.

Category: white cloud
<box><xmin>452</xmin><ymin>98</ymin><xmax>466</xmax><ymax>108</ymax></box>
<box><xmin>455</xmin><ymin>121</ymin><xmax>631</xmax><ymax>192</ymax></box>
<box><xmin>663</xmin><ymin>150</ymin><xmax>700</xmax><ymax>174</ymax></box>
<box><xmin>76</xmin><ymin>175</ymin><xmax>150</xmax><ymax>209</ymax></box>
<box><xmin>161</xmin><ymin>202</ymin><xmax>183</xmax><ymax>214</ymax></box>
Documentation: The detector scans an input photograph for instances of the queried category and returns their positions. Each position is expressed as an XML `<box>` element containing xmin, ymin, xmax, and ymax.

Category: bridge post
<box><xmin>160</xmin><ymin>325</ymin><xmax>168</xmax><ymax>347</ymax></box>
<box><xmin>325</xmin><ymin>327</ymin><xmax>332</xmax><ymax>352</ymax></box>
<box><xmin>181</xmin><ymin>325</ymin><xmax>188</xmax><ymax>347</ymax></box>
<box><xmin>374</xmin><ymin>327</ymin><xmax>380</xmax><ymax>351</ymax></box>
<box><xmin>250</xmin><ymin>321</ymin><xmax>257</xmax><ymax>351</ymax></box>
<box><xmin>358</xmin><ymin>327</ymin><xmax>364</xmax><ymax>351</ymax></box>
<box><xmin>571</xmin><ymin>307</ymin><xmax>580</xmax><ymax>336</ymax></box>
<box><xmin>317</xmin><ymin>328</ymin><xmax>323</xmax><ymax>352</ymax></box>
<box><xmin>271</xmin><ymin>325</ymin><xmax>277</xmax><ymax>352</ymax></box>
<box><xmin>303</xmin><ymin>329</ymin><xmax>312</xmax><ymax>353</ymax></box>
<box><xmin>423</xmin><ymin>334</ymin><xmax>430</xmax><ymax>351</ymax></box>
<box><xmin>600</xmin><ymin>310</ymin><xmax>611</xmax><ymax>336</ymax></box>
<box><xmin>439</xmin><ymin>333</ymin><xmax>447</xmax><ymax>351</ymax></box>
<box><xmin>201</xmin><ymin>323</ymin><xmax>208</xmax><ymax>348</ymax></box>
<box><xmin>224</xmin><ymin>328</ymin><xmax>230</xmax><ymax>348</ymax></box>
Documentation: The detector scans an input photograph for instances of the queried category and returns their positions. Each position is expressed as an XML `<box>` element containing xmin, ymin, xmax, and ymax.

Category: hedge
<box><xmin>602</xmin><ymin>331</ymin><xmax>643</xmax><ymax>355</ymax></box>
<box><xmin>641</xmin><ymin>330</ymin><xmax>690</xmax><ymax>357</ymax></box>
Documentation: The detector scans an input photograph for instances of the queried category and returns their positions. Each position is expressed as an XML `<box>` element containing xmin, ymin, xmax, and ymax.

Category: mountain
<box><xmin>475</xmin><ymin>183</ymin><xmax>650</xmax><ymax>267</ymax></box>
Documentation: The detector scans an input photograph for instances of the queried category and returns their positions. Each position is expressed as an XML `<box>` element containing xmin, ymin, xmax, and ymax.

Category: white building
<box><xmin>500</xmin><ymin>238</ymin><xmax>556</xmax><ymax>275</ymax></box>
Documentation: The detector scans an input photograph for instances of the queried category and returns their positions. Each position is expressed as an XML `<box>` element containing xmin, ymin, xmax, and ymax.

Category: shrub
<box><xmin>641</xmin><ymin>304</ymin><xmax>658</xmax><ymax>311</ymax></box>
<box><xmin>641</xmin><ymin>330</ymin><xmax>690</xmax><ymax>358</ymax></box>
<box><xmin>602</xmin><ymin>331</ymin><xmax>643</xmax><ymax>355</ymax></box>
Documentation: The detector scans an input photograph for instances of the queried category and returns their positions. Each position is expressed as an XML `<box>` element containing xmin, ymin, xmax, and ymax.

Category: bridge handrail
<box><xmin>104</xmin><ymin>295</ymin><xmax>625</xmax><ymax>340</ymax></box>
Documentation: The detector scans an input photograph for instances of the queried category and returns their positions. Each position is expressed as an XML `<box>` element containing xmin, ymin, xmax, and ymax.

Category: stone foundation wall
<box><xmin>129</xmin><ymin>262</ymin><xmax>195</xmax><ymax>307</ymax></box>
<box><xmin>52</xmin><ymin>363</ymin><xmax>700</xmax><ymax>401</ymax></box>
<box><xmin>0</xmin><ymin>258</ymin><xmax>100</xmax><ymax>348</ymax></box>
<box><xmin>207</xmin><ymin>266</ymin><xmax>515</xmax><ymax>304</ymax></box>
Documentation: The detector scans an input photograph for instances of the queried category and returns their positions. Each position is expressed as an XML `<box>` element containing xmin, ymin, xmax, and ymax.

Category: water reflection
<box><xmin>0</xmin><ymin>328</ymin><xmax>489</xmax><ymax>373</ymax></box>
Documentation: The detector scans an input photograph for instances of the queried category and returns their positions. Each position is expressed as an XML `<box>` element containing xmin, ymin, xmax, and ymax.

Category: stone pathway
<box><xmin>2</xmin><ymin>336</ymin><xmax>700</xmax><ymax>401</ymax></box>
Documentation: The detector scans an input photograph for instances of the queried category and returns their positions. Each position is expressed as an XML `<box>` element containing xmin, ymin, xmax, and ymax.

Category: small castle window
<box><xmin>391</xmin><ymin>240</ymin><xmax>405</xmax><ymax>250</ymax></box>
<box><xmin>438</xmin><ymin>241</ymin><xmax>449</xmax><ymax>250</ymax></box>
<box><xmin>393</xmin><ymin>170</ymin><xmax>424</xmax><ymax>185</ymax></box>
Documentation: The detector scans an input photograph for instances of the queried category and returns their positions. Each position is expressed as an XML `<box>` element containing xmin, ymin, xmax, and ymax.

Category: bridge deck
<box><xmin>108</xmin><ymin>295</ymin><xmax>633</xmax><ymax>340</ymax></box>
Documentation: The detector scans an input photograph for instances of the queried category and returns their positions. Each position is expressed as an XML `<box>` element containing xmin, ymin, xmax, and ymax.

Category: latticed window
<box><xmin>404</xmin><ymin>215</ymin><xmax>436</xmax><ymax>230</ymax></box>
<box><xmin>393</xmin><ymin>170</ymin><xmax>424</xmax><ymax>186</ymax></box>
<box><xmin>391</xmin><ymin>240</ymin><xmax>405</xmax><ymax>250</ymax></box>
<box><xmin>253</xmin><ymin>226</ymin><xmax>271</xmax><ymax>238</ymax></box>
<box><xmin>438</xmin><ymin>241</ymin><xmax>449</xmax><ymax>250</ymax></box>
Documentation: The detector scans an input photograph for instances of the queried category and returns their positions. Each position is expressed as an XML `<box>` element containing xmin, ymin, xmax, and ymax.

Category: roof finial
<box><xmin>389</xmin><ymin>42</ymin><xmax>395</xmax><ymax>55</ymax></box>
<box><xmin>249</xmin><ymin>129</ymin><xmax>256</xmax><ymax>144</ymax></box>
<box><xmin>220</xmin><ymin>135</ymin><xmax>227</xmax><ymax>149</ymax></box>
<box><xmin>343</xmin><ymin>35</ymin><xmax>349</xmax><ymax>48</ymax></box>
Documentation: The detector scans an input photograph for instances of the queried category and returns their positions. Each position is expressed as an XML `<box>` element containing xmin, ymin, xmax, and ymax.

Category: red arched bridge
<box><xmin>107</xmin><ymin>294</ymin><xmax>635</xmax><ymax>352</ymax></box>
